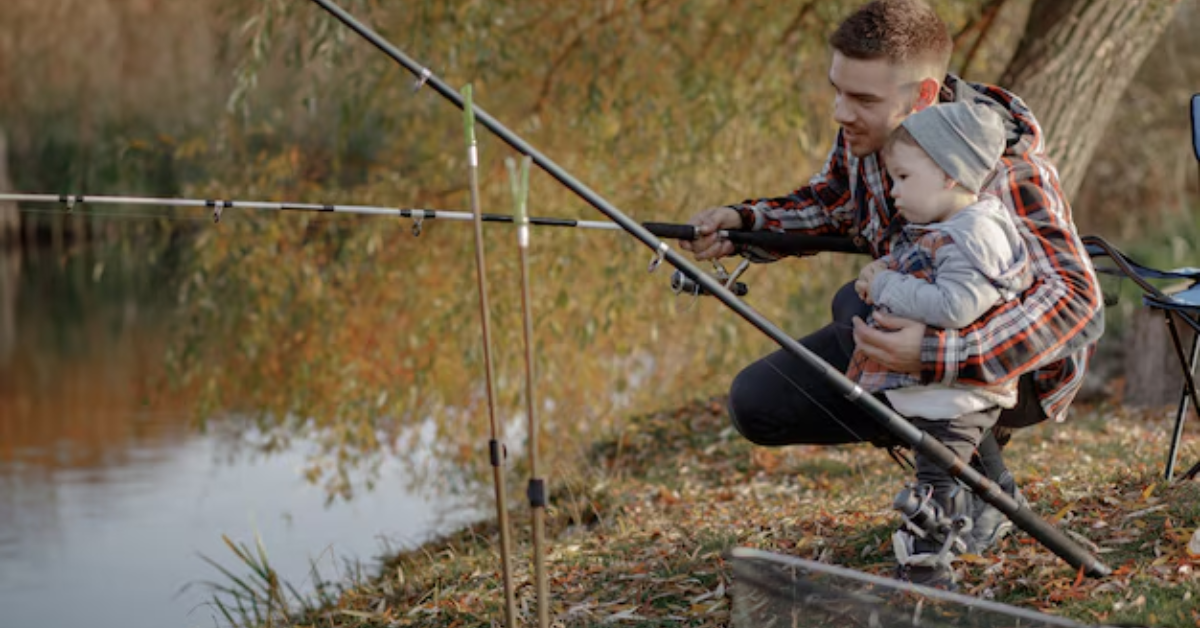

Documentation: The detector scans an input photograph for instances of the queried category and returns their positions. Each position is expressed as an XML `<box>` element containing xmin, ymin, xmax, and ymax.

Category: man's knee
<box><xmin>832</xmin><ymin>280</ymin><xmax>871</xmax><ymax>324</ymax></box>
<box><xmin>995</xmin><ymin>372</ymin><xmax>1046</xmax><ymax>429</ymax></box>
<box><xmin>727</xmin><ymin>364</ymin><xmax>778</xmax><ymax>446</ymax></box>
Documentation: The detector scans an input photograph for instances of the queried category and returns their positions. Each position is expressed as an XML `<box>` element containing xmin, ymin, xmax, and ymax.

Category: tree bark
<box><xmin>1122</xmin><ymin>308</ymin><xmax>1197</xmax><ymax>407</ymax></box>
<box><xmin>0</xmin><ymin>129</ymin><xmax>16</xmax><ymax>245</ymax></box>
<box><xmin>999</xmin><ymin>0</ymin><xmax>1181</xmax><ymax>199</ymax></box>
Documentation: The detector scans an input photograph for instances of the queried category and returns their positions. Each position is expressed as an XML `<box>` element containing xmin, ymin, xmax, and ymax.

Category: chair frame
<box><xmin>1083</xmin><ymin>234</ymin><xmax>1200</xmax><ymax>481</ymax></box>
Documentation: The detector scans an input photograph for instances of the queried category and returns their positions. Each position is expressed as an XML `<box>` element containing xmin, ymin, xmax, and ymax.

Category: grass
<box><xmin>200</xmin><ymin>533</ymin><xmax>346</xmax><ymax>628</ymax></box>
<box><xmin>207</xmin><ymin>396</ymin><xmax>1200</xmax><ymax>627</ymax></box>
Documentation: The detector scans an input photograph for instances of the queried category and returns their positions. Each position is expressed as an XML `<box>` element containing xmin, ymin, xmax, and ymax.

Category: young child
<box><xmin>846</xmin><ymin>101</ymin><xmax>1032</xmax><ymax>586</ymax></box>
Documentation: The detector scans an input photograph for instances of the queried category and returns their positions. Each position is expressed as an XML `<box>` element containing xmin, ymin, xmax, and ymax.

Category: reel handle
<box><xmin>670</xmin><ymin>269</ymin><xmax>748</xmax><ymax>297</ymax></box>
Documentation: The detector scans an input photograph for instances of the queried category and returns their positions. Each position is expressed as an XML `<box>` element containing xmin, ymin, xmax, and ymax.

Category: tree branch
<box><xmin>777</xmin><ymin>1</ymin><xmax>817</xmax><ymax>47</ymax></box>
<box><xmin>959</xmin><ymin>0</ymin><xmax>1009</xmax><ymax>79</ymax></box>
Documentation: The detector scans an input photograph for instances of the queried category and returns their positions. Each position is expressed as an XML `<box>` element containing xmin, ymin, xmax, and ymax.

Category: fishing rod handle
<box><xmin>641</xmin><ymin>222</ymin><xmax>698</xmax><ymax>240</ymax></box>
<box><xmin>642</xmin><ymin>221</ymin><xmax>866</xmax><ymax>256</ymax></box>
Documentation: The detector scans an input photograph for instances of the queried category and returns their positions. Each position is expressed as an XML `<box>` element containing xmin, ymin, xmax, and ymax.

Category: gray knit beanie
<box><xmin>899</xmin><ymin>102</ymin><xmax>1006</xmax><ymax>193</ymax></box>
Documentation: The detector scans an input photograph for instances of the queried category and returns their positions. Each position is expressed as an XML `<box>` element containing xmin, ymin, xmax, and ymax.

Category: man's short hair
<box><xmin>830</xmin><ymin>0</ymin><xmax>952</xmax><ymax>79</ymax></box>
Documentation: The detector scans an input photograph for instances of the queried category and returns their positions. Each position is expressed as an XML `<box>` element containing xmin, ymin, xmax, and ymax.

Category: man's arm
<box><xmin>686</xmin><ymin>132</ymin><xmax>858</xmax><ymax>262</ymax></box>
<box><xmin>920</xmin><ymin>175</ymin><xmax>1104</xmax><ymax>387</ymax></box>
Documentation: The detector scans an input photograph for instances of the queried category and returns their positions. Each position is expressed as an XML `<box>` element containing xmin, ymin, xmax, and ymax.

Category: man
<box><xmin>682</xmin><ymin>0</ymin><xmax>1103</xmax><ymax>582</ymax></box>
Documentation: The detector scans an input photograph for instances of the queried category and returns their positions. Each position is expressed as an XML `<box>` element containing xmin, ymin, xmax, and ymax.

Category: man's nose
<box><xmin>833</xmin><ymin>95</ymin><xmax>855</xmax><ymax>126</ymax></box>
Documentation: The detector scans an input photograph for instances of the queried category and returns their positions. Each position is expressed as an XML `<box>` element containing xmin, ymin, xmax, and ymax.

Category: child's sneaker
<box><xmin>892</xmin><ymin>528</ymin><xmax>961</xmax><ymax>591</ymax></box>
<box><xmin>968</xmin><ymin>474</ymin><xmax>1028</xmax><ymax>553</ymax></box>
<box><xmin>897</xmin><ymin>562</ymin><xmax>958</xmax><ymax>591</ymax></box>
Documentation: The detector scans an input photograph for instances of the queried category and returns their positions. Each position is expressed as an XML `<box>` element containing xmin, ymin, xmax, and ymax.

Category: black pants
<box><xmin>727</xmin><ymin>281</ymin><xmax>1045</xmax><ymax>450</ymax></box>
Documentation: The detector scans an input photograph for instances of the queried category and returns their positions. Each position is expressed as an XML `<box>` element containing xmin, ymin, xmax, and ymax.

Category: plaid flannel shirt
<box><xmin>731</xmin><ymin>75</ymin><xmax>1103</xmax><ymax>422</ymax></box>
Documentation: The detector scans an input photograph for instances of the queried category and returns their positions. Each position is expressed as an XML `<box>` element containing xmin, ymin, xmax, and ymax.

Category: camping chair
<box><xmin>1083</xmin><ymin>235</ymin><xmax>1200</xmax><ymax>481</ymax></box>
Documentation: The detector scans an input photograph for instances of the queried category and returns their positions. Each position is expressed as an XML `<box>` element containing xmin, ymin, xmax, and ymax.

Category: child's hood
<box><xmin>921</xmin><ymin>196</ymin><xmax>1031</xmax><ymax>296</ymax></box>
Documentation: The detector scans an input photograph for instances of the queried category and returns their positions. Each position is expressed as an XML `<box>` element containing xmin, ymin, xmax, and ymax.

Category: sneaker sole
<box><xmin>974</xmin><ymin>518</ymin><xmax>1014</xmax><ymax>550</ymax></box>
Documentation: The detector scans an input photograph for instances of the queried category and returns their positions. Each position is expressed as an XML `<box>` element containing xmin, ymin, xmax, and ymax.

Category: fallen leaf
<box><xmin>602</xmin><ymin>607</ymin><xmax>646</xmax><ymax>623</ymax></box>
<box><xmin>1188</xmin><ymin>527</ymin><xmax>1200</xmax><ymax>556</ymax></box>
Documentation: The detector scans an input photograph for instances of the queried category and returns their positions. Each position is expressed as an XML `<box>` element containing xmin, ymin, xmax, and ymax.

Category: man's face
<box><xmin>885</xmin><ymin>140</ymin><xmax>958</xmax><ymax>224</ymax></box>
<box><xmin>829</xmin><ymin>52</ymin><xmax>922</xmax><ymax>157</ymax></box>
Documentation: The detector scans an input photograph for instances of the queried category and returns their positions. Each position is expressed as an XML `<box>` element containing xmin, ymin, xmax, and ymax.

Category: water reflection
<box><xmin>0</xmin><ymin>244</ymin><xmax>478</xmax><ymax>628</ymax></box>
<box><xmin>0</xmin><ymin>248</ymin><xmax>18</xmax><ymax>363</ymax></box>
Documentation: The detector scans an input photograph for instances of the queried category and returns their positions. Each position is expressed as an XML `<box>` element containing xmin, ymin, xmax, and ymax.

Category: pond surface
<box><xmin>0</xmin><ymin>244</ymin><xmax>478</xmax><ymax>628</ymax></box>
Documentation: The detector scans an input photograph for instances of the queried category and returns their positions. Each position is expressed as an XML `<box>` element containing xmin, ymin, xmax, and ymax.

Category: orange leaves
<box><xmin>290</xmin><ymin>403</ymin><xmax>1200</xmax><ymax>627</ymax></box>
<box><xmin>1040</xmin><ymin>566</ymin><xmax>1091</xmax><ymax>604</ymax></box>
<box><xmin>750</xmin><ymin>448</ymin><xmax>781</xmax><ymax>473</ymax></box>
<box><xmin>655</xmin><ymin>487</ymin><xmax>682</xmax><ymax>506</ymax></box>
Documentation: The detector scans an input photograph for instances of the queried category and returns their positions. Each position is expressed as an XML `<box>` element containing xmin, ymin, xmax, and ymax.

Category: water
<box><xmin>0</xmin><ymin>245</ymin><xmax>479</xmax><ymax>628</ymax></box>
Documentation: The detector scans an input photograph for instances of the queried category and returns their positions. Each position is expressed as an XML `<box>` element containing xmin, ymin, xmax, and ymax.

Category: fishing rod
<box><xmin>508</xmin><ymin>154</ymin><xmax>550</xmax><ymax>628</ymax></box>
<box><xmin>3</xmin><ymin>192</ymin><xmax>857</xmax><ymax>298</ymax></box>
<box><xmin>0</xmin><ymin>192</ymin><xmax>860</xmax><ymax>252</ymax></box>
<box><xmin>307</xmin><ymin>0</ymin><xmax>1112</xmax><ymax>580</ymax></box>
<box><xmin>461</xmin><ymin>86</ymin><xmax>519</xmax><ymax>627</ymax></box>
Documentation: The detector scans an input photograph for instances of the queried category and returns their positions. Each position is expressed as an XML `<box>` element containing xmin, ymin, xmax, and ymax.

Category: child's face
<box><xmin>886</xmin><ymin>141</ymin><xmax>959</xmax><ymax>224</ymax></box>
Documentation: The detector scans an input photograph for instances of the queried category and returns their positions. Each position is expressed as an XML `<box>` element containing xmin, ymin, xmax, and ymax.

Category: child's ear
<box><xmin>943</xmin><ymin>176</ymin><xmax>958</xmax><ymax>190</ymax></box>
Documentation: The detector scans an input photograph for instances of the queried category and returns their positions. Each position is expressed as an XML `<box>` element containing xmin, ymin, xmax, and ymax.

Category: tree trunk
<box><xmin>999</xmin><ymin>0</ymin><xmax>1181</xmax><ymax>199</ymax></box>
<box><xmin>0</xmin><ymin>128</ymin><xmax>17</xmax><ymax>245</ymax></box>
<box><xmin>1123</xmin><ymin>308</ymin><xmax>1197</xmax><ymax>407</ymax></box>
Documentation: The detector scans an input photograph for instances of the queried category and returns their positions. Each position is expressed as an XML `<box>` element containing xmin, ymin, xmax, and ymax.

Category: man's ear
<box><xmin>913</xmin><ymin>78</ymin><xmax>940</xmax><ymax>112</ymax></box>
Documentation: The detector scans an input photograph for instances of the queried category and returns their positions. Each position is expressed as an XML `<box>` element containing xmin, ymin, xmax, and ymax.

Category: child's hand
<box><xmin>855</xmin><ymin>277</ymin><xmax>872</xmax><ymax>304</ymax></box>
<box><xmin>856</xmin><ymin>260</ymin><xmax>887</xmax><ymax>304</ymax></box>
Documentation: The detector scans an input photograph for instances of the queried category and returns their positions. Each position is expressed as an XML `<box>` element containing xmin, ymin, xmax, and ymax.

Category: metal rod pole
<box><xmin>4</xmin><ymin>193</ymin><xmax>863</xmax><ymax>254</ymax></box>
<box><xmin>463</xmin><ymin>85</ymin><xmax>518</xmax><ymax>627</ymax></box>
<box><xmin>1164</xmin><ymin>315</ymin><xmax>1200</xmax><ymax>481</ymax></box>
<box><xmin>307</xmin><ymin>0</ymin><xmax>1111</xmax><ymax>578</ymax></box>
<box><xmin>510</xmin><ymin>155</ymin><xmax>549</xmax><ymax>628</ymax></box>
<box><xmin>0</xmin><ymin>193</ymin><xmax>622</xmax><ymax>230</ymax></box>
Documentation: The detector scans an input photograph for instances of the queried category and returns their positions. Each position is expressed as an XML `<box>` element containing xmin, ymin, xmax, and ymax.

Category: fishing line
<box><xmin>762</xmin><ymin>343</ymin><xmax>917</xmax><ymax>472</ymax></box>
<box><xmin>761</xmin><ymin>359</ymin><xmax>870</xmax><ymax>445</ymax></box>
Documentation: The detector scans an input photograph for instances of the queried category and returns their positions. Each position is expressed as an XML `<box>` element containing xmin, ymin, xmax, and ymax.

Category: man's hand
<box><xmin>679</xmin><ymin>206</ymin><xmax>743</xmax><ymax>261</ymax></box>
<box><xmin>852</xmin><ymin>310</ymin><xmax>925</xmax><ymax>374</ymax></box>
<box><xmin>854</xmin><ymin>259</ymin><xmax>887</xmax><ymax>304</ymax></box>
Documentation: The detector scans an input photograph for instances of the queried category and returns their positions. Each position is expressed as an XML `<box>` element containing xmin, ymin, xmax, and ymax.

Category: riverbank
<box><xmin>213</xmin><ymin>396</ymin><xmax>1200</xmax><ymax>627</ymax></box>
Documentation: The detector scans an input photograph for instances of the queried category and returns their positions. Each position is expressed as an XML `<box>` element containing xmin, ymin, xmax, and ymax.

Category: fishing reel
<box><xmin>669</xmin><ymin>259</ymin><xmax>751</xmax><ymax>298</ymax></box>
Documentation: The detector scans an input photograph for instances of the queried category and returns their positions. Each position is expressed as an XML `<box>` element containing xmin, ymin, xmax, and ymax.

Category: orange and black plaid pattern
<box><xmin>730</xmin><ymin>75</ymin><xmax>1103</xmax><ymax>422</ymax></box>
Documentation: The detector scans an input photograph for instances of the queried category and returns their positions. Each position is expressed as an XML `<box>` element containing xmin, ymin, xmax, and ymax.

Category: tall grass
<box><xmin>199</xmin><ymin>533</ymin><xmax>349</xmax><ymax>628</ymax></box>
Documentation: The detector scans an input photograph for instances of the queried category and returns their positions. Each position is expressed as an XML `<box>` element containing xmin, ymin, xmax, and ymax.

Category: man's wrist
<box><xmin>919</xmin><ymin>326</ymin><xmax>949</xmax><ymax>385</ymax></box>
<box><xmin>731</xmin><ymin>204</ymin><xmax>759</xmax><ymax>231</ymax></box>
